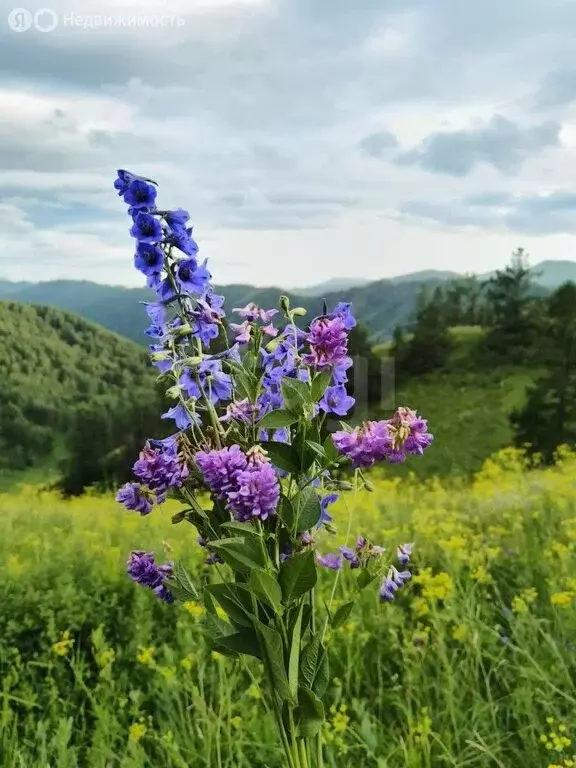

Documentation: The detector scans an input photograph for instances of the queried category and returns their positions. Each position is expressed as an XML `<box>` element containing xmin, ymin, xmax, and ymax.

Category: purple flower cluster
<box><xmin>116</xmin><ymin>483</ymin><xmax>155</xmax><ymax>516</ymax></box>
<box><xmin>113</xmin><ymin>169</ymin><xmax>228</xmax><ymax>431</ymax></box>
<box><xmin>304</xmin><ymin>314</ymin><xmax>348</xmax><ymax>371</ymax></box>
<box><xmin>195</xmin><ymin>445</ymin><xmax>280</xmax><ymax>522</ymax></box>
<box><xmin>127</xmin><ymin>550</ymin><xmax>174</xmax><ymax>602</ymax></box>
<box><xmin>332</xmin><ymin>408</ymin><xmax>433</xmax><ymax>468</ymax></box>
<box><xmin>230</xmin><ymin>303</ymin><xmax>279</xmax><ymax>343</ymax></box>
<box><xmin>132</xmin><ymin>440</ymin><xmax>189</xmax><ymax>495</ymax></box>
<box><xmin>331</xmin><ymin>420</ymin><xmax>391</xmax><ymax>469</ymax></box>
<box><xmin>383</xmin><ymin>407</ymin><xmax>434</xmax><ymax>463</ymax></box>
<box><xmin>117</xmin><ymin>437</ymin><xmax>189</xmax><ymax>515</ymax></box>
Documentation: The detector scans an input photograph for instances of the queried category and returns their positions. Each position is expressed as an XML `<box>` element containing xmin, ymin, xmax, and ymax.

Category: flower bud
<box><xmin>165</xmin><ymin>385</ymin><xmax>181</xmax><ymax>400</ymax></box>
<box><xmin>291</xmin><ymin>307</ymin><xmax>307</xmax><ymax>317</ymax></box>
<box><xmin>174</xmin><ymin>323</ymin><xmax>192</xmax><ymax>337</ymax></box>
<box><xmin>150</xmin><ymin>350</ymin><xmax>170</xmax><ymax>362</ymax></box>
<box><xmin>279</xmin><ymin>295</ymin><xmax>290</xmax><ymax>314</ymax></box>
<box><xmin>182</xmin><ymin>356</ymin><xmax>204</xmax><ymax>366</ymax></box>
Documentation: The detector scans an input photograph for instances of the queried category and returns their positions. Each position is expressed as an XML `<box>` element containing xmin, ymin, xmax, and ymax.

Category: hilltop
<box><xmin>0</xmin><ymin>276</ymin><xmax>456</xmax><ymax>344</ymax></box>
<box><xmin>0</xmin><ymin>301</ymin><xmax>155</xmax><ymax>472</ymax></box>
<box><xmin>0</xmin><ymin>259</ymin><xmax>572</xmax><ymax>345</ymax></box>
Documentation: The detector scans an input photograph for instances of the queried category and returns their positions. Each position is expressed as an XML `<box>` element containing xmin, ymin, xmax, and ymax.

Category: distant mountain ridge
<box><xmin>0</xmin><ymin>259</ymin><xmax>574</xmax><ymax>345</ymax></box>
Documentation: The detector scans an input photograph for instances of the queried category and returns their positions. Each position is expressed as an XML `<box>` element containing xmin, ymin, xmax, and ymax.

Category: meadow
<box><xmin>2</xmin><ymin>447</ymin><xmax>576</xmax><ymax>767</ymax></box>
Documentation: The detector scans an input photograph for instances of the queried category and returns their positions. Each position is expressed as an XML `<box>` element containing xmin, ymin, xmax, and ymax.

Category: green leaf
<box><xmin>260</xmin><ymin>441</ymin><xmax>300</xmax><ymax>474</ymax></box>
<box><xmin>279</xmin><ymin>550</ymin><xmax>317</xmax><ymax>603</ymax></box>
<box><xmin>256</xmin><ymin>621</ymin><xmax>293</xmax><ymax>703</ymax></box>
<box><xmin>278</xmin><ymin>495</ymin><xmax>296</xmax><ymax>531</ymax></box>
<box><xmin>311</xmin><ymin>371</ymin><xmax>332</xmax><ymax>403</ymax></box>
<box><xmin>288</xmin><ymin>603</ymin><xmax>304</xmax><ymax>699</ymax></box>
<box><xmin>322</xmin><ymin>433</ymin><xmax>339</xmax><ymax>462</ymax></box>
<box><xmin>304</xmin><ymin>440</ymin><xmax>327</xmax><ymax>461</ymax></box>
<box><xmin>215</xmin><ymin>629</ymin><xmax>262</xmax><ymax>659</ymax></box>
<box><xmin>209</xmin><ymin>537</ymin><xmax>267</xmax><ymax>574</ymax></box>
<box><xmin>312</xmin><ymin>647</ymin><xmax>329</xmax><ymax>698</ymax></box>
<box><xmin>226</xmin><ymin>362</ymin><xmax>261</xmax><ymax>401</ymax></box>
<box><xmin>171</xmin><ymin>509</ymin><xmax>188</xmax><ymax>524</ymax></box>
<box><xmin>168</xmin><ymin>562</ymin><xmax>199</xmax><ymax>601</ymax></box>
<box><xmin>281</xmin><ymin>377</ymin><xmax>312</xmax><ymax>411</ymax></box>
<box><xmin>294</xmin><ymin>487</ymin><xmax>322</xmax><ymax>532</ymax></box>
<box><xmin>257</xmin><ymin>409</ymin><xmax>299</xmax><ymax>430</ymax></box>
<box><xmin>300</xmin><ymin>634</ymin><xmax>321</xmax><ymax>688</ymax></box>
<box><xmin>331</xmin><ymin>601</ymin><xmax>355</xmax><ymax>630</ymax></box>
<box><xmin>201</xmin><ymin>613</ymin><xmax>234</xmax><ymax>642</ymax></box>
<box><xmin>249</xmin><ymin>570</ymin><xmax>283</xmax><ymax>613</ymax></box>
<box><xmin>295</xmin><ymin>686</ymin><xmax>325</xmax><ymax>738</ymax></box>
<box><xmin>204</xmin><ymin>583</ymin><xmax>255</xmax><ymax>628</ymax></box>
<box><xmin>219</xmin><ymin>521</ymin><xmax>263</xmax><ymax>539</ymax></box>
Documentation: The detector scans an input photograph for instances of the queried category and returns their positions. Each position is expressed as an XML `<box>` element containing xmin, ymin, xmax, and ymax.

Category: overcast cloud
<box><xmin>1</xmin><ymin>0</ymin><xmax>576</xmax><ymax>287</ymax></box>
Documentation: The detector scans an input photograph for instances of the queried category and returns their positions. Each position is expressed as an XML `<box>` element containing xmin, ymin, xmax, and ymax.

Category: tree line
<box><xmin>391</xmin><ymin>248</ymin><xmax>576</xmax><ymax>462</ymax></box>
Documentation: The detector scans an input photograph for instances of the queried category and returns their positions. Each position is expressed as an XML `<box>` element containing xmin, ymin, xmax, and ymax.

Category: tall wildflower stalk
<box><xmin>114</xmin><ymin>169</ymin><xmax>433</xmax><ymax>767</ymax></box>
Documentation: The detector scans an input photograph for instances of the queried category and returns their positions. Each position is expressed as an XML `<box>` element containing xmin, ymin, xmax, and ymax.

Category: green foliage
<box><xmin>393</xmin><ymin>286</ymin><xmax>453</xmax><ymax>377</ymax></box>
<box><xmin>481</xmin><ymin>248</ymin><xmax>543</xmax><ymax>363</ymax></box>
<box><xmin>511</xmin><ymin>282</ymin><xmax>576</xmax><ymax>462</ymax></box>
<box><xmin>0</xmin><ymin>301</ymin><xmax>155</xmax><ymax>473</ymax></box>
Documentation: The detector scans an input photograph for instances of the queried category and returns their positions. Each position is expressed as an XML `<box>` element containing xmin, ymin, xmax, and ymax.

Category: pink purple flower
<box><xmin>226</xmin><ymin>448</ymin><xmax>280</xmax><ymax>521</ymax></box>
<box><xmin>132</xmin><ymin>441</ymin><xmax>189</xmax><ymax>496</ymax></box>
<box><xmin>116</xmin><ymin>482</ymin><xmax>156</xmax><ymax>515</ymax></box>
<box><xmin>127</xmin><ymin>551</ymin><xmax>174</xmax><ymax>603</ymax></box>
<box><xmin>195</xmin><ymin>445</ymin><xmax>249</xmax><ymax>498</ymax></box>
<box><xmin>303</xmin><ymin>314</ymin><xmax>349</xmax><ymax>371</ymax></box>
<box><xmin>331</xmin><ymin>420</ymin><xmax>391</xmax><ymax>468</ymax></box>
<box><xmin>195</xmin><ymin>445</ymin><xmax>279</xmax><ymax>522</ymax></box>
<box><xmin>382</xmin><ymin>407</ymin><xmax>434</xmax><ymax>463</ymax></box>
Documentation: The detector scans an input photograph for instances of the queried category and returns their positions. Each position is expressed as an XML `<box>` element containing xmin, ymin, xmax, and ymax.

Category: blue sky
<box><xmin>1</xmin><ymin>0</ymin><xmax>576</xmax><ymax>287</ymax></box>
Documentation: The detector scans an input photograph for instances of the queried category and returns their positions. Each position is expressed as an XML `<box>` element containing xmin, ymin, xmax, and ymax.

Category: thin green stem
<box><xmin>298</xmin><ymin>739</ymin><xmax>310</xmax><ymax>768</ymax></box>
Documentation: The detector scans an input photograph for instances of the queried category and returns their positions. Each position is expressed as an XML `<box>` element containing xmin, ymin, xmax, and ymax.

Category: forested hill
<box><xmin>0</xmin><ymin>277</ymin><xmax>448</xmax><ymax>344</ymax></box>
<box><xmin>0</xmin><ymin>301</ymin><xmax>156</xmax><ymax>471</ymax></box>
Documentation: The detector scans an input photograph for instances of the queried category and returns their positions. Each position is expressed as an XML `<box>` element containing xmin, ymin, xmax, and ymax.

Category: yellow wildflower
<box><xmin>411</xmin><ymin>598</ymin><xmax>429</xmax><ymax>617</ymax></box>
<box><xmin>181</xmin><ymin>655</ymin><xmax>194</xmax><ymax>671</ymax></box>
<box><xmin>129</xmin><ymin>722</ymin><xmax>147</xmax><ymax>743</ymax></box>
<box><xmin>551</xmin><ymin>592</ymin><xmax>574</xmax><ymax>608</ymax></box>
<box><xmin>230</xmin><ymin>716</ymin><xmax>242</xmax><ymax>728</ymax></box>
<box><xmin>451</xmin><ymin>623</ymin><xmax>469</xmax><ymax>642</ymax></box>
<box><xmin>247</xmin><ymin>683</ymin><xmax>262</xmax><ymax>699</ymax></box>
<box><xmin>136</xmin><ymin>646</ymin><xmax>155</xmax><ymax>665</ymax></box>
<box><xmin>183</xmin><ymin>601</ymin><xmax>205</xmax><ymax>618</ymax></box>
<box><xmin>329</xmin><ymin>704</ymin><xmax>349</xmax><ymax>733</ymax></box>
<box><xmin>52</xmin><ymin>630</ymin><xmax>74</xmax><ymax>657</ymax></box>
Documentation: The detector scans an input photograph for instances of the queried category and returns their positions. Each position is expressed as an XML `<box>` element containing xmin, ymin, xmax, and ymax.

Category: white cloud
<box><xmin>1</xmin><ymin>0</ymin><xmax>576</xmax><ymax>287</ymax></box>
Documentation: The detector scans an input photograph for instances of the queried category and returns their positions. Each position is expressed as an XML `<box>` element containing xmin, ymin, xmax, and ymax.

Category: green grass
<box><xmin>379</xmin><ymin>366</ymin><xmax>538</xmax><ymax>480</ymax></box>
<box><xmin>2</xmin><ymin>452</ymin><xmax>576</xmax><ymax>767</ymax></box>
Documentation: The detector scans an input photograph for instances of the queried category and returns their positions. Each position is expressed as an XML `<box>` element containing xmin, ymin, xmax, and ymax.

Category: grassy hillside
<box><xmin>0</xmin><ymin>301</ymin><xmax>154</xmax><ymax>472</ymax></box>
<box><xmin>384</xmin><ymin>367</ymin><xmax>537</xmax><ymax>480</ymax></box>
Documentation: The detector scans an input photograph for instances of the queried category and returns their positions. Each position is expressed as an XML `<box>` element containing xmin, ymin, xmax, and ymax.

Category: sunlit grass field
<box><xmin>2</xmin><ymin>447</ymin><xmax>576</xmax><ymax>767</ymax></box>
